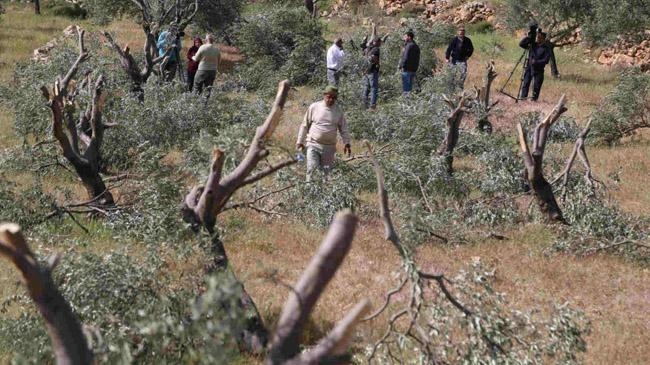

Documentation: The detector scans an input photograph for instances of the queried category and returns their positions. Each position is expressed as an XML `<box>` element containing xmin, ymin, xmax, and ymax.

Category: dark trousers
<box><xmin>193</xmin><ymin>69</ymin><xmax>217</xmax><ymax>97</ymax></box>
<box><xmin>187</xmin><ymin>71</ymin><xmax>196</xmax><ymax>92</ymax></box>
<box><xmin>161</xmin><ymin>60</ymin><xmax>177</xmax><ymax>82</ymax></box>
<box><xmin>521</xmin><ymin>66</ymin><xmax>544</xmax><ymax>101</ymax></box>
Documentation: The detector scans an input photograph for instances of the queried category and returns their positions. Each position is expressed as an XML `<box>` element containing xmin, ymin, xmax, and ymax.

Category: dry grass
<box><xmin>1</xmin><ymin>4</ymin><xmax>649</xmax><ymax>364</ymax></box>
<box><xmin>227</xmin><ymin>211</ymin><xmax>650</xmax><ymax>365</ymax></box>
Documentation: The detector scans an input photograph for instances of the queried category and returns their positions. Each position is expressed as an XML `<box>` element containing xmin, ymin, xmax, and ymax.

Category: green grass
<box><xmin>0</xmin><ymin>4</ymin><xmax>94</xmax><ymax>82</ymax></box>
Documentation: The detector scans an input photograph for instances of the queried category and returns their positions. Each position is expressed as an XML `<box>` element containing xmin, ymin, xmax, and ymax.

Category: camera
<box><xmin>527</xmin><ymin>23</ymin><xmax>541</xmax><ymax>38</ymax></box>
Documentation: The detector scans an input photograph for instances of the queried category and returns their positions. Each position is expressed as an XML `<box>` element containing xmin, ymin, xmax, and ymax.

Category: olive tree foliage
<box><xmin>590</xmin><ymin>68</ymin><xmax>650</xmax><ymax>145</ymax></box>
<box><xmin>0</xmin><ymin>245</ymin><xmax>248</xmax><ymax>363</ymax></box>
<box><xmin>192</xmin><ymin>0</ymin><xmax>244</xmax><ymax>37</ymax></box>
<box><xmin>80</xmin><ymin>0</ymin><xmax>136</xmax><ymax>24</ymax></box>
<box><xmin>229</xmin><ymin>4</ymin><xmax>325</xmax><ymax>92</ymax></box>
<box><xmin>504</xmin><ymin>0</ymin><xmax>650</xmax><ymax>46</ymax></box>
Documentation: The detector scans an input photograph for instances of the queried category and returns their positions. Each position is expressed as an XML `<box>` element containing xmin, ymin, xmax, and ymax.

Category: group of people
<box><xmin>156</xmin><ymin>29</ymin><xmax>221</xmax><ymax>95</ymax></box>
<box><xmin>300</xmin><ymin>25</ymin><xmax>557</xmax><ymax>180</ymax></box>
<box><xmin>158</xmin><ymin>24</ymin><xmax>556</xmax><ymax>180</ymax></box>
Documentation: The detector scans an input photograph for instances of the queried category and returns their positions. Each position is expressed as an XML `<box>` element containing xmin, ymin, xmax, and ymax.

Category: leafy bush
<box><xmin>275</xmin><ymin>167</ymin><xmax>360</xmax><ymax>227</ymax></box>
<box><xmin>231</xmin><ymin>5</ymin><xmax>325</xmax><ymax>91</ymax></box>
<box><xmin>466</xmin><ymin>20</ymin><xmax>495</xmax><ymax>34</ymax></box>
<box><xmin>591</xmin><ymin>68</ymin><xmax>650</xmax><ymax>145</ymax></box>
<box><xmin>193</xmin><ymin>0</ymin><xmax>245</xmax><ymax>35</ymax></box>
<box><xmin>44</xmin><ymin>0</ymin><xmax>88</xmax><ymax>18</ymax></box>
<box><xmin>0</xmin><ymin>249</ymin><xmax>245</xmax><ymax>363</ymax></box>
<box><xmin>551</xmin><ymin>179</ymin><xmax>650</xmax><ymax>263</ymax></box>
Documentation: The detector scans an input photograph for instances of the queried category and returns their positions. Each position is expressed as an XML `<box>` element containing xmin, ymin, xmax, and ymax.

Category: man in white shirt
<box><xmin>296</xmin><ymin>86</ymin><xmax>351</xmax><ymax>180</ymax></box>
<box><xmin>326</xmin><ymin>38</ymin><xmax>345</xmax><ymax>87</ymax></box>
<box><xmin>192</xmin><ymin>33</ymin><xmax>221</xmax><ymax>96</ymax></box>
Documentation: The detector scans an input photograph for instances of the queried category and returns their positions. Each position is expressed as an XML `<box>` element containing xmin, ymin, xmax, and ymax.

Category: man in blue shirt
<box><xmin>157</xmin><ymin>27</ymin><xmax>182</xmax><ymax>82</ymax></box>
<box><xmin>519</xmin><ymin>31</ymin><xmax>552</xmax><ymax>101</ymax></box>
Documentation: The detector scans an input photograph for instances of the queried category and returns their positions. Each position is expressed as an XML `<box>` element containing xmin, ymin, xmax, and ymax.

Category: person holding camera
<box><xmin>519</xmin><ymin>28</ymin><xmax>551</xmax><ymax>102</ymax></box>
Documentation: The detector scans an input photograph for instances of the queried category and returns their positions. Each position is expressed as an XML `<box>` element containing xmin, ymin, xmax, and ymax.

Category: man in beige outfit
<box><xmin>192</xmin><ymin>33</ymin><xmax>221</xmax><ymax>96</ymax></box>
<box><xmin>296</xmin><ymin>86</ymin><xmax>351</xmax><ymax>180</ymax></box>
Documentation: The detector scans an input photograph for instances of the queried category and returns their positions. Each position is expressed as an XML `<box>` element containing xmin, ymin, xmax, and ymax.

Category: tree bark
<box><xmin>517</xmin><ymin>94</ymin><xmax>569</xmax><ymax>223</ymax></box>
<box><xmin>438</xmin><ymin>92</ymin><xmax>472</xmax><ymax>175</ymax></box>
<box><xmin>181</xmin><ymin>80</ymin><xmax>296</xmax><ymax>354</ymax></box>
<box><xmin>42</xmin><ymin>28</ymin><xmax>114</xmax><ymax>206</ymax></box>
<box><xmin>477</xmin><ymin>61</ymin><xmax>498</xmax><ymax>133</ymax></box>
<box><xmin>267</xmin><ymin>211</ymin><xmax>366</xmax><ymax>364</ymax></box>
<box><xmin>0</xmin><ymin>224</ymin><xmax>92</xmax><ymax>365</ymax></box>
<box><xmin>33</xmin><ymin>0</ymin><xmax>40</xmax><ymax>15</ymax></box>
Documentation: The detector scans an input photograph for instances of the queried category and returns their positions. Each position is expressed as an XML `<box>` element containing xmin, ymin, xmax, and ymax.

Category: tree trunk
<box><xmin>517</xmin><ymin>95</ymin><xmax>569</xmax><ymax>223</ymax></box>
<box><xmin>182</xmin><ymin>81</ymin><xmax>295</xmax><ymax>354</ymax></box>
<box><xmin>34</xmin><ymin>0</ymin><xmax>40</xmax><ymax>15</ymax></box>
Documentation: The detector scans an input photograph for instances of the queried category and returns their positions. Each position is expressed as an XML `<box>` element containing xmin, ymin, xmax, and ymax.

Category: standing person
<box><xmin>445</xmin><ymin>25</ymin><xmax>474</xmax><ymax>85</ymax></box>
<box><xmin>192</xmin><ymin>34</ymin><xmax>221</xmax><ymax>97</ymax></box>
<box><xmin>157</xmin><ymin>27</ymin><xmax>181</xmax><ymax>82</ymax></box>
<box><xmin>186</xmin><ymin>36</ymin><xmax>203</xmax><ymax>92</ymax></box>
<box><xmin>519</xmin><ymin>31</ymin><xmax>551</xmax><ymax>101</ymax></box>
<box><xmin>326</xmin><ymin>37</ymin><xmax>345</xmax><ymax>87</ymax></box>
<box><xmin>296</xmin><ymin>86</ymin><xmax>352</xmax><ymax>180</ymax></box>
<box><xmin>361</xmin><ymin>37</ymin><xmax>381</xmax><ymax>109</ymax></box>
<box><xmin>399</xmin><ymin>29</ymin><xmax>420</xmax><ymax>95</ymax></box>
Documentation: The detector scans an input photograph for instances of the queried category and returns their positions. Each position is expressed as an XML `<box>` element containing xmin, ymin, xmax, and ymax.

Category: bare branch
<box><xmin>0</xmin><ymin>223</ymin><xmax>92</xmax><ymax>365</ymax></box>
<box><xmin>294</xmin><ymin>299</ymin><xmax>371</xmax><ymax>363</ymax></box>
<box><xmin>60</xmin><ymin>27</ymin><xmax>89</xmax><ymax>92</ymax></box>
<box><xmin>268</xmin><ymin>211</ymin><xmax>359</xmax><ymax>364</ymax></box>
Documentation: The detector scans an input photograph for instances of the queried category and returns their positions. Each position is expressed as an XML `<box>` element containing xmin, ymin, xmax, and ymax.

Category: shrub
<box><xmin>44</xmin><ymin>0</ymin><xmax>88</xmax><ymax>19</ymax></box>
<box><xmin>591</xmin><ymin>68</ymin><xmax>650</xmax><ymax>145</ymax></box>
<box><xmin>231</xmin><ymin>5</ymin><xmax>325</xmax><ymax>91</ymax></box>
<box><xmin>466</xmin><ymin>20</ymin><xmax>494</xmax><ymax>34</ymax></box>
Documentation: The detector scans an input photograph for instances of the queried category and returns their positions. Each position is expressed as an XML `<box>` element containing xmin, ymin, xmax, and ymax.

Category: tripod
<box><xmin>498</xmin><ymin>42</ymin><xmax>533</xmax><ymax>103</ymax></box>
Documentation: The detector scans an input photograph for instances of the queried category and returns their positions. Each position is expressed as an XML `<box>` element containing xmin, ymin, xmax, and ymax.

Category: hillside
<box><xmin>0</xmin><ymin>1</ymin><xmax>649</xmax><ymax>364</ymax></box>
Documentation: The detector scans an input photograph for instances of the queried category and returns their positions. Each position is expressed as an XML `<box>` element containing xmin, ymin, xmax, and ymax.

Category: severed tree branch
<box><xmin>476</xmin><ymin>61</ymin><xmax>498</xmax><ymax>133</ymax></box>
<box><xmin>0</xmin><ymin>223</ymin><xmax>92</xmax><ymax>365</ymax></box>
<box><xmin>551</xmin><ymin>118</ymin><xmax>601</xmax><ymax>201</ymax></box>
<box><xmin>181</xmin><ymin>80</ymin><xmax>292</xmax><ymax>233</ymax></box>
<box><xmin>267</xmin><ymin>210</ymin><xmax>366</xmax><ymax>364</ymax></box>
<box><xmin>517</xmin><ymin>95</ymin><xmax>568</xmax><ymax>223</ymax></box>
<box><xmin>438</xmin><ymin>90</ymin><xmax>474</xmax><ymax>174</ymax></box>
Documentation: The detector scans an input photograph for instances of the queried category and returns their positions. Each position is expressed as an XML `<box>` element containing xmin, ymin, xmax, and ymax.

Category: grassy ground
<box><xmin>1</xmin><ymin>3</ymin><xmax>649</xmax><ymax>364</ymax></box>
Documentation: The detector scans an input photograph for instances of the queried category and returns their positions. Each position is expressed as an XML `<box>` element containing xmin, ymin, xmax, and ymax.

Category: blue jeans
<box><xmin>362</xmin><ymin>72</ymin><xmax>379</xmax><ymax>108</ymax></box>
<box><xmin>401</xmin><ymin>71</ymin><xmax>416</xmax><ymax>93</ymax></box>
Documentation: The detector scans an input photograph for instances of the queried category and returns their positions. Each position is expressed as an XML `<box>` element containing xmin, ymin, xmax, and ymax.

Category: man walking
<box><xmin>361</xmin><ymin>37</ymin><xmax>381</xmax><ymax>109</ymax></box>
<box><xmin>326</xmin><ymin>38</ymin><xmax>345</xmax><ymax>87</ymax></box>
<box><xmin>445</xmin><ymin>26</ymin><xmax>474</xmax><ymax>85</ymax></box>
<box><xmin>519</xmin><ymin>31</ymin><xmax>551</xmax><ymax>101</ymax></box>
<box><xmin>399</xmin><ymin>29</ymin><xmax>420</xmax><ymax>95</ymax></box>
<box><xmin>192</xmin><ymin>34</ymin><xmax>221</xmax><ymax>97</ymax></box>
<box><xmin>296</xmin><ymin>86</ymin><xmax>351</xmax><ymax>180</ymax></box>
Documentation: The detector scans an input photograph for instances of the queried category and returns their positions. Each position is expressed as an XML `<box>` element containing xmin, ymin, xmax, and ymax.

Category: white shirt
<box><xmin>326</xmin><ymin>43</ymin><xmax>345</xmax><ymax>71</ymax></box>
